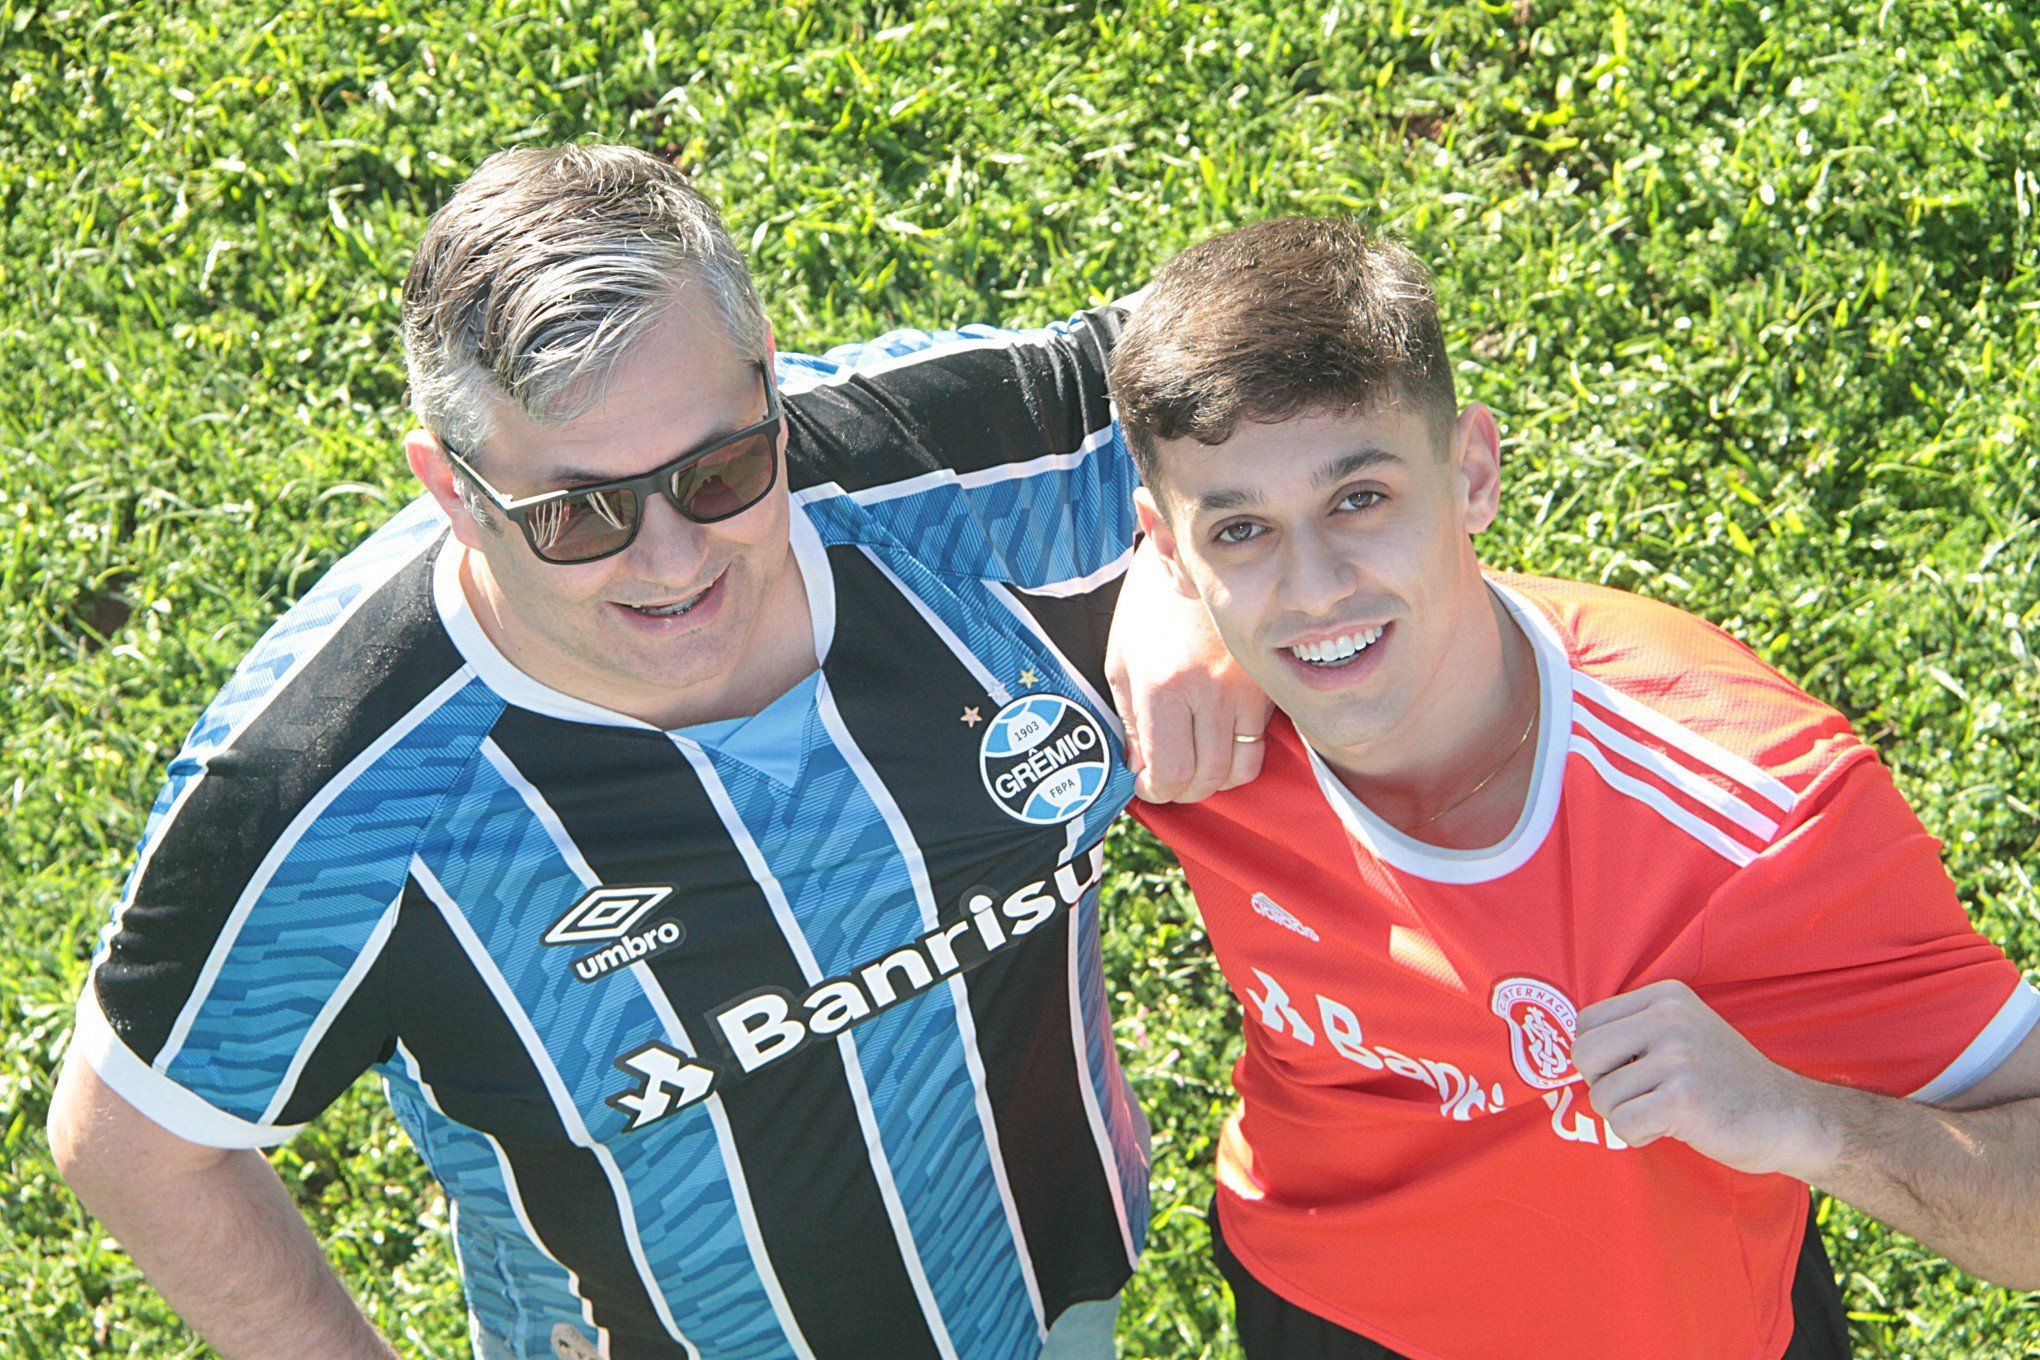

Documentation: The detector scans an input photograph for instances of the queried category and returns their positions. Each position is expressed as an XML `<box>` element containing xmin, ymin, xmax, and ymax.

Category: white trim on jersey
<box><xmin>99</xmin><ymin>498</ymin><xmax>444</xmax><ymax>965</ymax></box>
<box><xmin>790</xmin><ymin>428</ymin><xmax>1119</xmax><ymax>520</ymax></box>
<box><xmin>1064</xmin><ymin>907</ymin><xmax>1140</xmax><ymax>1271</ymax></box>
<box><xmin>1569</xmin><ymin>737</ymin><xmax>1760</xmax><ymax>867</ymax></box>
<box><xmin>258</xmin><ymin>884</ymin><xmax>406</xmax><ymax>1126</ymax></box>
<box><xmin>1571</xmin><ymin>705</ymin><xmax>1780</xmax><ymax>842</ymax></box>
<box><xmin>480</xmin><ymin>738</ymin><xmax>603</xmax><ymax>882</ymax></box>
<box><xmin>153</xmin><ymin>665</ymin><xmax>480</xmax><ymax>1077</ymax></box>
<box><xmin>434</xmin><ymin>547</ymin><xmax>656</xmax><ymax>731</ymax></box>
<box><xmin>1304</xmin><ymin>583</ymin><xmax>1572</xmax><ymax>885</ymax></box>
<box><xmin>670</xmin><ymin>737</ymin><xmax>964</xmax><ymax>1360</ymax></box>
<box><xmin>789</xmin><ymin>500</ymin><xmax>838</xmax><ymax>662</ymax></box>
<box><xmin>1909</xmin><ymin>980</ymin><xmax>2040</xmax><ymax>1104</ymax></box>
<box><xmin>1571</xmin><ymin>671</ymin><xmax>1800</xmax><ymax>817</ymax></box>
<box><xmin>814</xmin><ymin>678</ymin><xmax>1049</xmax><ymax>1340</ymax></box>
<box><xmin>486</xmin><ymin>736</ymin><xmax>820</xmax><ymax>1359</ymax></box>
<box><xmin>72</xmin><ymin>984</ymin><xmax>300</xmax><ymax>1149</ymax></box>
<box><xmin>775</xmin><ymin>322</ymin><xmax>1101</xmax><ymax>398</ymax></box>
<box><xmin>410</xmin><ymin>855</ymin><xmax>704</xmax><ymax>1360</ymax></box>
<box><xmin>388</xmin><ymin>1041</ymin><xmax>609</xmax><ymax>1355</ymax></box>
<box><xmin>985</xmin><ymin>579</ymin><xmax>1126</xmax><ymax>751</ymax></box>
<box><xmin>794</xmin><ymin>424</ymin><xmax>1119</xmax><ymax>512</ymax></box>
<box><xmin>1009</xmin><ymin>543</ymin><xmax>1135</xmax><ymax>600</ymax></box>
<box><xmin>857</xmin><ymin>547</ymin><xmax>1013</xmax><ymax>708</ymax></box>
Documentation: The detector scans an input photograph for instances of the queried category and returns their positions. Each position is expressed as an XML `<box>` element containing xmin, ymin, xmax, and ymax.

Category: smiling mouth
<box><xmin>1289</xmin><ymin>625</ymin><xmax>1386</xmax><ymax>667</ymax></box>
<box><xmin>620</xmin><ymin>575</ymin><xmax>718</xmax><ymax>619</ymax></box>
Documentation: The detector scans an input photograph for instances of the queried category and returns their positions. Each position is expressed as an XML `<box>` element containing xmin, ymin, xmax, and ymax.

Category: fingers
<box><xmin>1582</xmin><ymin>1049</ymin><xmax>1665</xmax><ymax>1118</ymax></box>
<box><xmin>1575</xmin><ymin>982</ymin><xmax>1674</xmax><ymax>1034</ymax></box>
<box><xmin>1594</xmin><ymin>1087</ymin><xmax>1672</xmax><ymax>1149</ymax></box>
<box><xmin>1570</xmin><ymin>1009</ymin><xmax>1660</xmax><ymax>1085</ymax></box>
<box><xmin>1132</xmin><ymin>695</ymin><xmax>1198</xmax><ymax>802</ymax></box>
<box><xmin>1219</xmin><ymin>694</ymin><xmax>1275</xmax><ymax>793</ymax></box>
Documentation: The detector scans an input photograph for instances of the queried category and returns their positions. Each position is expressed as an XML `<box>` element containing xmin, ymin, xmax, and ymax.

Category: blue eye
<box><xmin>1214</xmin><ymin>520</ymin><xmax>1265</xmax><ymax>545</ymax></box>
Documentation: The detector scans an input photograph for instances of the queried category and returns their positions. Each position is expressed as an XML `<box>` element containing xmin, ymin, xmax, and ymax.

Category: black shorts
<box><xmin>1209</xmin><ymin>1197</ymin><xmax>1853</xmax><ymax>1360</ymax></box>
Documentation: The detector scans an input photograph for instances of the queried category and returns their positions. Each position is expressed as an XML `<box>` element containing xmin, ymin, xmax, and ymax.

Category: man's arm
<box><xmin>1105</xmin><ymin>535</ymin><xmax>1273</xmax><ymax>802</ymax></box>
<box><xmin>47</xmin><ymin>1052</ymin><xmax>400</xmax><ymax>1360</ymax></box>
<box><xmin>1573</xmin><ymin>979</ymin><xmax>2040</xmax><ymax>1289</ymax></box>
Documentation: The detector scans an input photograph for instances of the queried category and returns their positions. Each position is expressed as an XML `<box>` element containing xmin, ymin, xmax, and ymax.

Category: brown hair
<box><xmin>1111</xmin><ymin>217</ymin><xmax>1455</xmax><ymax>481</ymax></box>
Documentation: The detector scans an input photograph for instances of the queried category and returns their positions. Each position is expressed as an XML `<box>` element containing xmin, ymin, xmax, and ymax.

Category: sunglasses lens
<box><xmin>669</xmin><ymin>429</ymin><xmax>778</xmax><ymax>521</ymax></box>
<box><xmin>528</xmin><ymin>486</ymin><xmax>641</xmax><ymax>563</ymax></box>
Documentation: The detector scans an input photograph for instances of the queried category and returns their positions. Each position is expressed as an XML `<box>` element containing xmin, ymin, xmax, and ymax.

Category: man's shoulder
<box><xmin>175</xmin><ymin>496</ymin><xmax>481</xmax><ymax>791</ymax></box>
<box><xmin>777</xmin><ymin>309</ymin><xmax>1124</xmax><ymax>503</ymax></box>
<box><xmin>1498</xmin><ymin>571</ymin><xmax>1859</xmax><ymax>793</ymax></box>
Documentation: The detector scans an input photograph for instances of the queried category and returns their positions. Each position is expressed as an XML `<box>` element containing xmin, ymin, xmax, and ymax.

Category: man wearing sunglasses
<box><xmin>49</xmin><ymin>144</ymin><xmax>1251</xmax><ymax>1360</ymax></box>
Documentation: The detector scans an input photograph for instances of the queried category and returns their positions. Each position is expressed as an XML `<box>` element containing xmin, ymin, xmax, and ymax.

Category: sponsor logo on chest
<box><xmin>603</xmin><ymin>841</ymin><xmax>1108</xmax><ymax>1131</ymax></box>
<box><xmin>1245</xmin><ymin>956</ymin><xmax>1633</xmax><ymax>1150</ymax></box>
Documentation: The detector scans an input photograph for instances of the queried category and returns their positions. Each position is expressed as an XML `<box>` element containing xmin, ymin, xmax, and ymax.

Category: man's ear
<box><xmin>406</xmin><ymin>430</ymin><xmax>489</xmax><ymax>551</ymax></box>
<box><xmin>1452</xmin><ymin>404</ymin><xmax>1504</xmax><ymax>536</ymax></box>
<box><xmin>1134</xmin><ymin>487</ymin><xmax>1200</xmax><ymax>600</ymax></box>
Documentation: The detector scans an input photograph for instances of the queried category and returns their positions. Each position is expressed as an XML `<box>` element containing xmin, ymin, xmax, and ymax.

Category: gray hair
<box><xmin>402</xmin><ymin>144</ymin><xmax>769</xmax><ymax>459</ymax></box>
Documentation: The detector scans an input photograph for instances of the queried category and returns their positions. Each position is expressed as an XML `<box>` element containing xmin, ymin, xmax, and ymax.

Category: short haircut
<box><xmin>1110</xmin><ymin>217</ymin><xmax>1456</xmax><ymax>482</ymax></box>
<box><xmin>402</xmin><ymin>144</ymin><xmax>768</xmax><ymax>459</ymax></box>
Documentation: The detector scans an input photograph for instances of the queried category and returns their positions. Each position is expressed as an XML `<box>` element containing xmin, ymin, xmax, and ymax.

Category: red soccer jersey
<box><xmin>1136</xmin><ymin>573</ymin><xmax>2037</xmax><ymax>1360</ymax></box>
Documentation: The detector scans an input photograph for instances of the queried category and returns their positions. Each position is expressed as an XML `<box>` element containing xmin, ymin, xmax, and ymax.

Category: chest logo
<box><xmin>978</xmin><ymin>694</ymin><xmax>1109</xmax><ymax>826</ymax></box>
<box><xmin>1250</xmin><ymin>892</ymin><xmax>1321</xmax><ymax>942</ymax></box>
<box><xmin>1490</xmin><ymin>976</ymin><xmax>1580</xmax><ymax>1090</ymax></box>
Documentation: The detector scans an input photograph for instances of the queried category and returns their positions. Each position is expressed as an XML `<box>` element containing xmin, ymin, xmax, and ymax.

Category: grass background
<box><xmin>3</xmin><ymin>0</ymin><xmax>2038</xmax><ymax>1354</ymax></box>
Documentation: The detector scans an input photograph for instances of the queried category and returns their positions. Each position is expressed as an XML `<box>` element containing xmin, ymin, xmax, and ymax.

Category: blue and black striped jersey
<box><xmin>79</xmin><ymin>311</ymin><xmax>1149</xmax><ymax>1360</ymax></box>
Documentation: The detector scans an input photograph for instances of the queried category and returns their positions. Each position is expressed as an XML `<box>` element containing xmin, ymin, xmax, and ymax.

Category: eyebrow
<box><xmin>1192</xmin><ymin>446</ymin><xmax>1401</xmax><ymax>515</ymax></box>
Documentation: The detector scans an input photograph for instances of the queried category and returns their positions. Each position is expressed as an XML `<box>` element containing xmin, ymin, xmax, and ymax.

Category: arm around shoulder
<box><xmin>48</xmin><ymin>1050</ymin><xmax>401</xmax><ymax>1360</ymax></box>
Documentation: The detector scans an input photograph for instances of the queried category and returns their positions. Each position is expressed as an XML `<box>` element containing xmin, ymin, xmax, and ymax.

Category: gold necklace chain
<box><xmin>1405</xmin><ymin>700</ymin><xmax>1540</xmax><ymax>829</ymax></box>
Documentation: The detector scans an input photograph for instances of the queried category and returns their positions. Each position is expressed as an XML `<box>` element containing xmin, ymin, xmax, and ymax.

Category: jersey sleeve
<box><xmin>76</xmin><ymin>532</ymin><xmax>481</xmax><ymax>1147</ymax></box>
<box><xmin>1695</xmin><ymin>745</ymin><xmax>2039</xmax><ymax>1102</ymax></box>
<box><xmin>779</xmin><ymin>308</ymin><xmax>1139</xmax><ymax>592</ymax></box>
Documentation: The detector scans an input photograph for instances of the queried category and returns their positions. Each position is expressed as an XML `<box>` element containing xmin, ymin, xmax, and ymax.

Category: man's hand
<box><xmin>1574</xmin><ymin>979</ymin><xmax>2040</xmax><ymax>1288</ymax></box>
<box><xmin>1572</xmin><ymin>979</ymin><xmax>1837</xmax><ymax>1178</ymax></box>
<box><xmin>1106</xmin><ymin>538</ymin><xmax>1272</xmax><ymax>803</ymax></box>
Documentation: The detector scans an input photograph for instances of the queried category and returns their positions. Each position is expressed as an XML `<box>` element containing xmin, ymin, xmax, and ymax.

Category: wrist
<box><xmin>1774</xmin><ymin>1073</ymin><xmax>1854</xmax><ymax>1184</ymax></box>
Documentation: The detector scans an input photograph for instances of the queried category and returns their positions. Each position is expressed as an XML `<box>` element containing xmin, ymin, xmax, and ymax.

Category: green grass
<box><xmin>3</xmin><ymin>0</ymin><xmax>2037</xmax><ymax>1355</ymax></box>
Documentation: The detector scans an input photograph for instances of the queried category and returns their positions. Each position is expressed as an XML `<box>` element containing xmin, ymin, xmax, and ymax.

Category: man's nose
<box><xmin>623</xmin><ymin>489</ymin><xmax>713</xmax><ymax>582</ymax></box>
<box><xmin>1277</xmin><ymin>526</ymin><xmax>1357</xmax><ymax>617</ymax></box>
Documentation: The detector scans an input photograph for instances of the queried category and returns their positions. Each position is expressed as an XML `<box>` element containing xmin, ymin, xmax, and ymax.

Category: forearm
<box><xmin>1793</xmin><ymin>1081</ymin><xmax>2040</xmax><ymax>1290</ymax></box>
<box><xmin>67</xmin><ymin>1145</ymin><xmax>399</xmax><ymax>1360</ymax></box>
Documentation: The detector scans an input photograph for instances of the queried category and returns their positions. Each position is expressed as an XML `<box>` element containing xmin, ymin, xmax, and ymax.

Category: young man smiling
<box><xmin>1116</xmin><ymin>218</ymin><xmax>2040</xmax><ymax>1360</ymax></box>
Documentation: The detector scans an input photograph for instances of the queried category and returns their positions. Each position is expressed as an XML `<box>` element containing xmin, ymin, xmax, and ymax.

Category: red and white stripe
<box><xmin>1567</xmin><ymin>673</ymin><xmax>1799</xmax><ymax>868</ymax></box>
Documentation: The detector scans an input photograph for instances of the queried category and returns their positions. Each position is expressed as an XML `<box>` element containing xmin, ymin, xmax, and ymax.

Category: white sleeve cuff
<box><xmin>72</xmin><ymin>983</ymin><xmax>303</xmax><ymax>1149</ymax></box>
<box><xmin>1907</xmin><ymin>979</ymin><xmax>2040</xmax><ymax>1104</ymax></box>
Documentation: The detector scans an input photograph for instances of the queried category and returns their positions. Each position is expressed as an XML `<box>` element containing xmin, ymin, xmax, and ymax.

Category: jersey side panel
<box><xmin>485</xmin><ymin>708</ymin><xmax>943</xmax><ymax>1360</ymax></box>
<box><xmin>375</xmin><ymin>875</ymin><xmax>678</xmax><ymax>1359</ymax></box>
<box><xmin>821</xmin><ymin>544</ymin><xmax>1143</xmax><ymax>1312</ymax></box>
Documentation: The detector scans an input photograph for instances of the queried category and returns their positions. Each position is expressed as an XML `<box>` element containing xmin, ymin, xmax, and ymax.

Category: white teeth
<box><xmin>1290</xmin><ymin>626</ymin><xmax>1385</xmax><ymax>666</ymax></box>
<box><xmin>630</xmin><ymin>588</ymin><xmax>708</xmax><ymax>618</ymax></box>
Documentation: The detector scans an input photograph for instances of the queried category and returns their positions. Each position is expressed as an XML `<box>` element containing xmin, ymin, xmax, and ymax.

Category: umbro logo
<box><xmin>1250</xmin><ymin>892</ymin><xmax>1321</xmax><ymax>942</ymax></box>
<box><xmin>542</xmin><ymin>885</ymin><xmax>675</xmax><ymax>946</ymax></box>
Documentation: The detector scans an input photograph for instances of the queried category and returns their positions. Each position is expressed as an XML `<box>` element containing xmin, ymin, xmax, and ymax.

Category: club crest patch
<box><xmin>1491</xmin><ymin>976</ymin><xmax>1581</xmax><ymax>1090</ymax></box>
<box><xmin>978</xmin><ymin>694</ymin><xmax>1109</xmax><ymax>826</ymax></box>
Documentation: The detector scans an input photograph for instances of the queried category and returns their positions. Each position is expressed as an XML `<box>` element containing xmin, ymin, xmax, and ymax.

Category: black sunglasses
<box><xmin>441</xmin><ymin>362</ymin><xmax>782</xmax><ymax>565</ymax></box>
